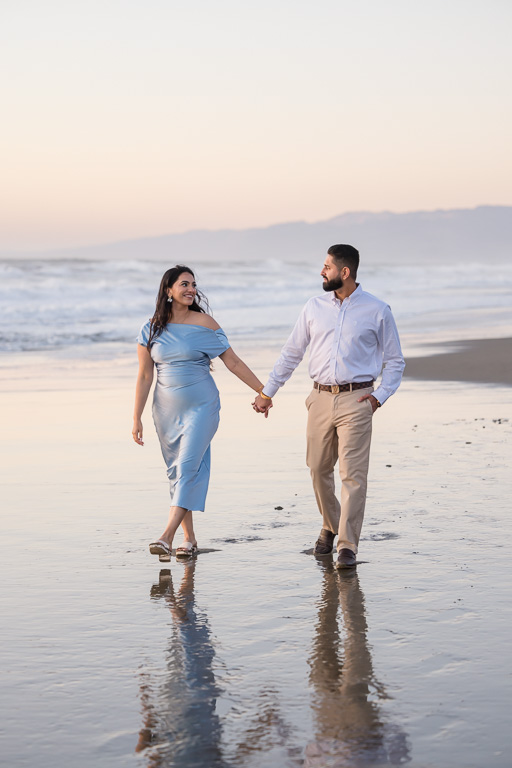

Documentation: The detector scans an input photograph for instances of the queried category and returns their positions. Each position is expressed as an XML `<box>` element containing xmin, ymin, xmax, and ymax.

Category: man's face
<box><xmin>321</xmin><ymin>254</ymin><xmax>343</xmax><ymax>292</ymax></box>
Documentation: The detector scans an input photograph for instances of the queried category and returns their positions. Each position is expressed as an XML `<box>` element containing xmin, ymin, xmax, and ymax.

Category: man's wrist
<box><xmin>371</xmin><ymin>391</ymin><xmax>384</xmax><ymax>407</ymax></box>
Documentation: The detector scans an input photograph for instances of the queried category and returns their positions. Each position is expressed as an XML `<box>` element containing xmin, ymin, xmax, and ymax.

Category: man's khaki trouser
<box><xmin>305</xmin><ymin>385</ymin><xmax>374</xmax><ymax>554</ymax></box>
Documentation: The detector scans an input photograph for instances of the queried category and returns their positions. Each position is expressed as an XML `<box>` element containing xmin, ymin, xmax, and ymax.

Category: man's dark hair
<box><xmin>327</xmin><ymin>244</ymin><xmax>360</xmax><ymax>279</ymax></box>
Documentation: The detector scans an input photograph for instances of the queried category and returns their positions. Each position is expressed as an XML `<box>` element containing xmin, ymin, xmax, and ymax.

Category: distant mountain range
<box><xmin>3</xmin><ymin>205</ymin><xmax>511</xmax><ymax>263</ymax></box>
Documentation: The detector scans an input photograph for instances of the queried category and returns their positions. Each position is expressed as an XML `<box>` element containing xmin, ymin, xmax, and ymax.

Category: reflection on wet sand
<box><xmin>136</xmin><ymin>562</ymin><xmax>227</xmax><ymax>768</ymax></box>
<box><xmin>136</xmin><ymin>562</ymin><xmax>300</xmax><ymax>768</ymax></box>
<box><xmin>136</xmin><ymin>560</ymin><xmax>410</xmax><ymax>768</ymax></box>
<box><xmin>229</xmin><ymin>685</ymin><xmax>299</xmax><ymax>766</ymax></box>
<box><xmin>306</xmin><ymin>561</ymin><xmax>411</xmax><ymax>767</ymax></box>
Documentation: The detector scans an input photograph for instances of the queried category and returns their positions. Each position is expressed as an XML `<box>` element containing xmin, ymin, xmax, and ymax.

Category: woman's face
<box><xmin>167</xmin><ymin>272</ymin><xmax>197</xmax><ymax>307</ymax></box>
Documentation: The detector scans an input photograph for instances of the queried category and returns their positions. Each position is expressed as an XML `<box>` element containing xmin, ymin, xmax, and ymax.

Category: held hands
<box><xmin>357</xmin><ymin>393</ymin><xmax>379</xmax><ymax>413</ymax></box>
<box><xmin>132</xmin><ymin>418</ymin><xmax>144</xmax><ymax>445</ymax></box>
<box><xmin>252</xmin><ymin>392</ymin><xmax>375</xmax><ymax>417</ymax></box>
<box><xmin>252</xmin><ymin>392</ymin><xmax>273</xmax><ymax>418</ymax></box>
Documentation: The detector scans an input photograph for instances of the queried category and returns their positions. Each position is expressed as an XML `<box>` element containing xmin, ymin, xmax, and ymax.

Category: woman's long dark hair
<box><xmin>147</xmin><ymin>265</ymin><xmax>210</xmax><ymax>348</ymax></box>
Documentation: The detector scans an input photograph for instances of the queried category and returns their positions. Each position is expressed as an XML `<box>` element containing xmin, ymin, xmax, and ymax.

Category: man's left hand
<box><xmin>358</xmin><ymin>393</ymin><xmax>379</xmax><ymax>413</ymax></box>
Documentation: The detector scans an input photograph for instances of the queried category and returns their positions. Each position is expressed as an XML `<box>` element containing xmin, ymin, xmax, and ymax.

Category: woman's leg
<box><xmin>158</xmin><ymin>506</ymin><xmax>189</xmax><ymax>546</ymax></box>
<box><xmin>180</xmin><ymin>510</ymin><xmax>197</xmax><ymax>546</ymax></box>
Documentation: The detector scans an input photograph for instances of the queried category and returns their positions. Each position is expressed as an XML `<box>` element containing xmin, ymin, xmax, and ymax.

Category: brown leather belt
<box><xmin>313</xmin><ymin>380</ymin><xmax>374</xmax><ymax>394</ymax></box>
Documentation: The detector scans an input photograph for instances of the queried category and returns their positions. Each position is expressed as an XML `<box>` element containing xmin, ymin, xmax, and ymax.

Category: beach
<box><xmin>1</xmin><ymin>336</ymin><xmax>512</xmax><ymax>768</ymax></box>
<box><xmin>3</xmin><ymin>0</ymin><xmax>512</xmax><ymax>761</ymax></box>
<box><xmin>404</xmin><ymin>337</ymin><xmax>512</xmax><ymax>386</ymax></box>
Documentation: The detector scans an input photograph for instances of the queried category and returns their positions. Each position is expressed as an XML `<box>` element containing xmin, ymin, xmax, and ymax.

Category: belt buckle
<box><xmin>331</xmin><ymin>384</ymin><xmax>340</xmax><ymax>394</ymax></box>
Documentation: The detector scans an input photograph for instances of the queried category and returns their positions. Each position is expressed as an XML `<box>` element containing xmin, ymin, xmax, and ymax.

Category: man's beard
<box><xmin>322</xmin><ymin>276</ymin><xmax>343</xmax><ymax>292</ymax></box>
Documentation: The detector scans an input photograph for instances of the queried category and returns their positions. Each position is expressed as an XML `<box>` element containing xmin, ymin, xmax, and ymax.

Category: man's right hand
<box><xmin>252</xmin><ymin>393</ymin><xmax>273</xmax><ymax>418</ymax></box>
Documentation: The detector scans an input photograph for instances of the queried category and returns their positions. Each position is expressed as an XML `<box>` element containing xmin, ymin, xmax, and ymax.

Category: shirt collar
<box><xmin>330</xmin><ymin>283</ymin><xmax>362</xmax><ymax>307</ymax></box>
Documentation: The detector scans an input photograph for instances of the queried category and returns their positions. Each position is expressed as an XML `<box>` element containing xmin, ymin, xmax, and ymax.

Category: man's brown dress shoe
<box><xmin>313</xmin><ymin>528</ymin><xmax>336</xmax><ymax>555</ymax></box>
<box><xmin>336</xmin><ymin>548</ymin><xmax>357</xmax><ymax>569</ymax></box>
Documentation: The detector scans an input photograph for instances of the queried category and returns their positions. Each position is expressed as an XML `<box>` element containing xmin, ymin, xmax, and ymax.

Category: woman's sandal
<box><xmin>149</xmin><ymin>540</ymin><xmax>171</xmax><ymax>557</ymax></box>
<box><xmin>175</xmin><ymin>541</ymin><xmax>198</xmax><ymax>558</ymax></box>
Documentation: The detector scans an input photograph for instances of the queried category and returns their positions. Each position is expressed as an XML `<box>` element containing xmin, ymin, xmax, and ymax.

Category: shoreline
<box><xmin>404</xmin><ymin>336</ymin><xmax>512</xmax><ymax>386</ymax></box>
<box><xmin>2</xmin><ymin>334</ymin><xmax>512</xmax><ymax>393</ymax></box>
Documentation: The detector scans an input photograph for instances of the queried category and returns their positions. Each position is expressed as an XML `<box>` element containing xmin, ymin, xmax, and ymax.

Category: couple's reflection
<box><xmin>136</xmin><ymin>559</ymin><xmax>410</xmax><ymax>767</ymax></box>
<box><xmin>306</xmin><ymin>560</ymin><xmax>411</xmax><ymax>767</ymax></box>
<box><xmin>136</xmin><ymin>560</ymin><xmax>227</xmax><ymax>768</ymax></box>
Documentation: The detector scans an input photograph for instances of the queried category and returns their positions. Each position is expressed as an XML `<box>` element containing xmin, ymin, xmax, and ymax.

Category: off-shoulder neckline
<box><xmin>165</xmin><ymin>323</ymin><xmax>223</xmax><ymax>332</ymax></box>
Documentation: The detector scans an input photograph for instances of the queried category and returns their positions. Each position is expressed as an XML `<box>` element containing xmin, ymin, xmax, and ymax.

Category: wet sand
<box><xmin>1</xmin><ymin>346</ymin><xmax>512</xmax><ymax>767</ymax></box>
<box><xmin>405</xmin><ymin>337</ymin><xmax>512</xmax><ymax>385</ymax></box>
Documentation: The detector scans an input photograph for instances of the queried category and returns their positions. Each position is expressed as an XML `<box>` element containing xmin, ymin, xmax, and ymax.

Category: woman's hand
<box><xmin>132</xmin><ymin>418</ymin><xmax>144</xmax><ymax>445</ymax></box>
<box><xmin>133</xmin><ymin>345</ymin><xmax>154</xmax><ymax>445</ymax></box>
<box><xmin>252</xmin><ymin>393</ymin><xmax>273</xmax><ymax>418</ymax></box>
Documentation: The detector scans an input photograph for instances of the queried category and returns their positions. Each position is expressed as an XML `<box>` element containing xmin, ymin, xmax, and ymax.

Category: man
<box><xmin>253</xmin><ymin>244</ymin><xmax>405</xmax><ymax>569</ymax></box>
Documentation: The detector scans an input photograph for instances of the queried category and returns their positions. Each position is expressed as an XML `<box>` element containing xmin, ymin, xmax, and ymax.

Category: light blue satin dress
<box><xmin>137</xmin><ymin>321</ymin><xmax>230</xmax><ymax>511</ymax></box>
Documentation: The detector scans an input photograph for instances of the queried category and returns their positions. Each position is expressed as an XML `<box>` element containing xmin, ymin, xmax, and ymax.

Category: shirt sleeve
<box><xmin>137</xmin><ymin>320</ymin><xmax>152</xmax><ymax>346</ymax></box>
<box><xmin>200</xmin><ymin>328</ymin><xmax>231</xmax><ymax>359</ymax></box>
<box><xmin>262</xmin><ymin>305</ymin><xmax>311</xmax><ymax>397</ymax></box>
<box><xmin>372</xmin><ymin>306</ymin><xmax>405</xmax><ymax>405</ymax></box>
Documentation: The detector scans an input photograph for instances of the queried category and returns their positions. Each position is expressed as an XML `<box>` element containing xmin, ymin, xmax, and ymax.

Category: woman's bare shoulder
<box><xmin>190</xmin><ymin>313</ymin><xmax>220</xmax><ymax>330</ymax></box>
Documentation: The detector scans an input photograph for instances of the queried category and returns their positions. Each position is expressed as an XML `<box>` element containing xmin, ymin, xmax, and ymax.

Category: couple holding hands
<box><xmin>132</xmin><ymin>245</ymin><xmax>405</xmax><ymax>569</ymax></box>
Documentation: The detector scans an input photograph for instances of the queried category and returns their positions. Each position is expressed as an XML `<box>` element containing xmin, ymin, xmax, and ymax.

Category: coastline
<box><xmin>404</xmin><ymin>336</ymin><xmax>512</xmax><ymax>386</ymax></box>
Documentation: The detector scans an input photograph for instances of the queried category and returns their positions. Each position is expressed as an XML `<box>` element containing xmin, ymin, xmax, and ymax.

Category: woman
<box><xmin>132</xmin><ymin>265</ymin><xmax>269</xmax><ymax>559</ymax></box>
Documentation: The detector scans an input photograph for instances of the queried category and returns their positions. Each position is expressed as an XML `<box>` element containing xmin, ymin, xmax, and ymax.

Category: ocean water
<box><xmin>1</xmin><ymin>258</ymin><xmax>512</xmax><ymax>356</ymax></box>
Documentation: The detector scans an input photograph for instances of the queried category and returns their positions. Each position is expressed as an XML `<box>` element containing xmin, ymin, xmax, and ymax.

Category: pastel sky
<box><xmin>1</xmin><ymin>0</ymin><xmax>511</xmax><ymax>250</ymax></box>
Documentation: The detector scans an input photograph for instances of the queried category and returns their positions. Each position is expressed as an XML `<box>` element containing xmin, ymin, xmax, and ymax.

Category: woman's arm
<box><xmin>132</xmin><ymin>345</ymin><xmax>155</xmax><ymax>445</ymax></box>
<box><xmin>219</xmin><ymin>347</ymin><xmax>264</xmax><ymax>392</ymax></box>
<box><xmin>219</xmin><ymin>347</ymin><xmax>272</xmax><ymax>418</ymax></box>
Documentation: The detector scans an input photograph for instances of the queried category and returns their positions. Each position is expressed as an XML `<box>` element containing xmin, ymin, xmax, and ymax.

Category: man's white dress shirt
<box><xmin>262</xmin><ymin>285</ymin><xmax>405</xmax><ymax>405</ymax></box>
